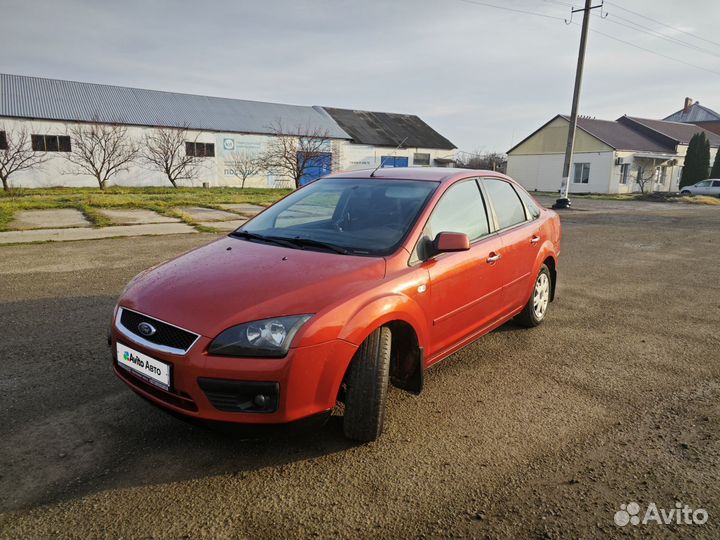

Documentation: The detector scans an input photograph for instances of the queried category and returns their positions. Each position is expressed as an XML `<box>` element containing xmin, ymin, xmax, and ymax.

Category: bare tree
<box><xmin>634</xmin><ymin>160</ymin><xmax>658</xmax><ymax>193</ymax></box>
<box><xmin>260</xmin><ymin>121</ymin><xmax>334</xmax><ymax>188</ymax></box>
<box><xmin>455</xmin><ymin>151</ymin><xmax>507</xmax><ymax>172</ymax></box>
<box><xmin>227</xmin><ymin>149</ymin><xmax>263</xmax><ymax>188</ymax></box>
<box><xmin>64</xmin><ymin>123</ymin><xmax>138</xmax><ymax>189</ymax></box>
<box><xmin>0</xmin><ymin>124</ymin><xmax>49</xmax><ymax>191</ymax></box>
<box><xmin>140</xmin><ymin>126</ymin><xmax>204</xmax><ymax>188</ymax></box>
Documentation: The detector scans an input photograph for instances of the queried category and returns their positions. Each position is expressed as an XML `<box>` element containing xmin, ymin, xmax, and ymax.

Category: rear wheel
<box><xmin>516</xmin><ymin>265</ymin><xmax>551</xmax><ymax>327</ymax></box>
<box><xmin>342</xmin><ymin>326</ymin><xmax>391</xmax><ymax>442</ymax></box>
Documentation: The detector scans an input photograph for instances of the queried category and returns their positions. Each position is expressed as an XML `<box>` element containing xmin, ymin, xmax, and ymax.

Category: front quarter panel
<box><xmin>337</xmin><ymin>292</ymin><xmax>430</xmax><ymax>350</ymax></box>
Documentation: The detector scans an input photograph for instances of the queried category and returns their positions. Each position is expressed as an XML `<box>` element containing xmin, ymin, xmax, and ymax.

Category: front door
<box><xmin>414</xmin><ymin>179</ymin><xmax>505</xmax><ymax>359</ymax></box>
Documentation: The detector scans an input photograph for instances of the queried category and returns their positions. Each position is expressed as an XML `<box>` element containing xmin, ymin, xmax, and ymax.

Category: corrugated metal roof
<box><xmin>0</xmin><ymin>73</ymin><xmax>350</xmax><ymax>139</ymax></box>
<box><xmin>322</xmin><ymin>107</ymin><xmax>456</xmax><ymax>150</ymax></box>
<box><xmin>664</xmin><ymin>102</ymin><xmax>720</xmax><ymax>123</ymax></box>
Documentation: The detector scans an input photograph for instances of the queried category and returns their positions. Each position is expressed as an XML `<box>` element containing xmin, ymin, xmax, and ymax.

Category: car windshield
<box><xmin>234</xmin><ymin>178</ymin><xmax>438</xmax><ymax>256</ymax></box>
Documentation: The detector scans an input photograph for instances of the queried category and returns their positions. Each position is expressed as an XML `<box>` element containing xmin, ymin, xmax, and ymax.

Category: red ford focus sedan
<box><xmin>111</xmin><ymin>168</ymin><xmax>561</xmax><ymax>441</ymax></box>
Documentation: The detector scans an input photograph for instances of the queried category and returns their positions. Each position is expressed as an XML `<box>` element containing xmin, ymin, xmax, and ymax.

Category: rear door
<box><xmin>481</xmin><ymin>178</ymin><xmax>538</xmax><ymax>312</ymax></box>
<box><xmin>694</xmin><ymin>180</ymin><xmax>712</xmax><ymax>195</ymax></box>
<box><xmin>413</xmin><ymin>179</ymin><xmax>505</xmax><ymax>358</ymax></box>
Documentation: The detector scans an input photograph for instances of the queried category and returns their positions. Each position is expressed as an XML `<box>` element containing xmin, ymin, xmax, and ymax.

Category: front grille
<box><xmin>119</xmin><ymin>308</ymin><xmax>198</xmax><ymax>352</ymax></box>
<box><xmin>198</xmin><ymin>378</ymin><xmax>279</xmax><ymax>413</ymax></box>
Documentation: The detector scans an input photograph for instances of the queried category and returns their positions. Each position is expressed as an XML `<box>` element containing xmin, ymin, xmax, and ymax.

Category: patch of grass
<box><xmin>76</xmin><ymin>204</ymin><xmax>113</xmax><ymax>227</ymax></box>
<box><xmin>678</xmin><ymin>195</ymin><xmax>720</xmax><ymax>206</ymax></box>
<box><xmin>0</xmin><ymin>186</ymin><xmax>291</xmax><ymax>232</ymax></box>
<box><xmin>530</xmin><ymin>191</ymin><xmax>641</xmax><ymax>201</ymax></box>
<box><xmin>573</xmin><ymin>193</ymin><xmax>640</xmax><ymax>201</ymax></box>
<box><xmin>0</xmin><ymin>207</ymin><xmax>12</xmax><ymax>232</ymax></box>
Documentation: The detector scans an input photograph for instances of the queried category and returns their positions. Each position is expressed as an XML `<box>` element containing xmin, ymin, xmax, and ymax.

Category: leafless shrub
<box><xmin>140</xmin><ymin>126</ymin><xmax>205</xmax><ymax>188</ymax></box>
<box><xmin>260</xmin><ymin>121</ymin><xmax>335</xmax><ymax>188</ymax></box>
<box><xmin>0</xmin><ymin>124</ymin><xmax>50</xmax><ymax>191</ymax></box>
<box><xmin>226</xmin><ymin>149</ymin><xmax>264</xmax><ymax>188</ymax></box>
<box><xmin>64</xmin><ymin>122</ymin><xmax>138</xmax><ymax>189</ymax></box>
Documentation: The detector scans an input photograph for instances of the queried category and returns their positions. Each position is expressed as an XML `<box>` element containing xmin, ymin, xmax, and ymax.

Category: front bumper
<box><xmin>111</xmin><ymin>325</ymin><xmax>358</xmax><ymax>425</ymax></box>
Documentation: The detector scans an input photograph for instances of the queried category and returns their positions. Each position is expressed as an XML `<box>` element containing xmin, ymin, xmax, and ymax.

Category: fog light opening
<box><xmin>254</xmin><ymin>394</ymin><xmax>270</xmax><ymax>408</ymax></box>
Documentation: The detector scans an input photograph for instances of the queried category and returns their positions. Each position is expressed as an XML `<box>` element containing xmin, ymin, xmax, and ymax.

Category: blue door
<box><xmin>380</xmin><ymin>156</ymin><xmax>409</xmax><ymax>168</ymax></box>
<box><xmin>298</xmin><ymin>152</ymin><xmax>332</xmax><ymax>186</ymax></box>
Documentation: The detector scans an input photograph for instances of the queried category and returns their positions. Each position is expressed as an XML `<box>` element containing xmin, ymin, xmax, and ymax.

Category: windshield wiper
<box><xmin>230</xmin><ymin>230</ymin><xmax>298</xmax><ymax>249</ymax></box>
<box><xmin>282</xmin><ymin>236</ymin><xmax>350</xmax><ymax>254</ymax></box>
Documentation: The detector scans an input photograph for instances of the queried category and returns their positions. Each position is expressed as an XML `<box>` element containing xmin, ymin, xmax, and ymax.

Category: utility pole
<box><xmin>553</xmin><ymin>0</ymin><xmax>604</xmax><ymax>210</ymax></box>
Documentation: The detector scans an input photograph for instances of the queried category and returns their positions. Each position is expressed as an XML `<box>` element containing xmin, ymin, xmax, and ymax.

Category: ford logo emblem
<box><xmin>137</xmin><ymin>322</ymin><xmax>156</xmax><ymax>337</ymax></box>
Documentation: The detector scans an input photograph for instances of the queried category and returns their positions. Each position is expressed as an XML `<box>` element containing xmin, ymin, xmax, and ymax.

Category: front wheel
<box><xmin>516</xmin><ymin>265</ymin><xmax>551</xmax><ymax>327</ymax></box>
<box><xmin>680</xmin><ymin>190</ymin><xmax>691</xmax><ymax>195</ymax></box>
<box><xmin>342</xmin><ymin>327</ymin><xmax>391</xmax><ymax>442</ymax></box>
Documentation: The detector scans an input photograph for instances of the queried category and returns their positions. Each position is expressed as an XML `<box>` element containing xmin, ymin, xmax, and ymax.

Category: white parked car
<box><xmin>680</xmin><ymin>179</ymin><xmax>720</xmax><ymax>196</ymax></box>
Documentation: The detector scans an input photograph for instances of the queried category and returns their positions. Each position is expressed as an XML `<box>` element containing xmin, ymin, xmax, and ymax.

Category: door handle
<box><xmin>530</xmin><ymin>235</ymin><xmax>540</xmax><ymax>244</ymax></box>
<box><xmin>486</xmin><ymin>252</ymin><xmax>502</xmax><ymax>263</ymax></box>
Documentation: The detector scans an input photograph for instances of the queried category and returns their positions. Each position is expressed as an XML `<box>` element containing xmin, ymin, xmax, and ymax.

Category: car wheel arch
<box><xmin>526</xmin><ymin>248</ymin><xmax>558</xmax><ymax>304</ymax></box>
<box><xmin>338</xmin><ymin>299</ymin><xmax>427</xmax><ymax>398</ymax></box>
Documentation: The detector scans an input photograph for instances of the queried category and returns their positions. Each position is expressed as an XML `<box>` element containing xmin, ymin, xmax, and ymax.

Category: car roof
<box><xmin>326</xmin><ymin>167</ymin><xmax>508</xmax><ymax>184</ymax></box>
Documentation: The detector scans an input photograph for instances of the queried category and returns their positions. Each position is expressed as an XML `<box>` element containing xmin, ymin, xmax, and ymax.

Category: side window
<box><xmin>573</xmin><ymin>162</ymin><xmax>590</xmax><ymax>184</ymax></box>
<box><xmin>30</xmin><ymin>134</ymin><xmax>71</xmax><ymax>152</ymax></box>
<box><xmin>413</xmin><ymin>153</ymin><xmax>430</xmax><ymax>166</ymax></box>
<box><xmin>514</xmin><ymin>185</ymin><xmax>541</xmax><ymax>219</ymax></box>
<box><xmin>412</xmin><ymin>179</ymin><xmax>489</xmax><ymax>262</ymax></box>
<box><xmin>713</xmin><ymin>181</ymin><xmax>720</xmax><ymax>187</ymax></box>
<box><xmin>483</xmin><ymin>178</ymin><xmax>527</xmax><ymax>229</ymax></box>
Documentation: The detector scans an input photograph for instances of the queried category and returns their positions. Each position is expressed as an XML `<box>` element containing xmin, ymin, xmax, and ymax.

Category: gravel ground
<box><xmin>0</xmin><ymin>197</ymin><xmax>719</xmax><ymax>539</ymax></box>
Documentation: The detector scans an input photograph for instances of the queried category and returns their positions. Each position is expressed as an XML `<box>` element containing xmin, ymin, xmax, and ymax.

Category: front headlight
<box><xmin>208</xmin><ymin>315</ymin><xmax>312</xmax><ymax>358</ymax></box>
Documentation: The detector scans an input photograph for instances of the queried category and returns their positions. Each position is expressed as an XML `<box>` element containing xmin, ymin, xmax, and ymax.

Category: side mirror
<box><xmin>433</xmin><ymin>231</ymin><xmax>470</xmax><ymax>253</ymax></box>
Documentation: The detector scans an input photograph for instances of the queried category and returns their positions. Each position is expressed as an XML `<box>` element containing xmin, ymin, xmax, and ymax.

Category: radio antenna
<box><xmin>370</xmin><ymin>137</ymin><xmax>408</xmax><ymax>177</ymax></box>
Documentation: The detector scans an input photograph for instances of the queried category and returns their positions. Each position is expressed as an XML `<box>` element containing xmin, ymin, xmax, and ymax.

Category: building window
<box><xmin>185</xmin><ymin>142</ymin><xmax>215</xmax><ymax>157</ymax></box>
<box><xmin>0</xmin><ymin>131</ymin><xmax>7</xmax><ymax>150</ymax></box>
<box><xmin>573</xmin><ymin>162</ymin><xmax>590</xmax><ymax>184</ymax></box>
<box><xmin>413</xmin><ymin>152</ymin><xmax>430</xmax><ymax>166</ymax></box>
<box><xmin>659</xmin><ymin>166</ymin><xmax>667</xmax><ymax>184</ymax></box>
<box><xmin>619</xmin><ymin>163</ymin><xmax>630</xmax><ymax>184</ymax></box>
<box><xmin>31</xmin><ymin>134</ymin><xmax>71</xmax><ymax>152</ymax></box>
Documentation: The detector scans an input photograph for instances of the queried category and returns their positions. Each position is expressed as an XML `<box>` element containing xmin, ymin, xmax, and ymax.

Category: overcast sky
<box><xmin>1</xmin><ymin>0</ymin><xmax>719</xmax><ymax>153</ymax></box>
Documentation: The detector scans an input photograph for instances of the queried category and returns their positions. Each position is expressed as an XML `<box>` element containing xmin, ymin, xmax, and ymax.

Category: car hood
<box><xmin>120</xmin><ymin>236</ymin><xmax>387</xmax><ymax>337</ymax></box>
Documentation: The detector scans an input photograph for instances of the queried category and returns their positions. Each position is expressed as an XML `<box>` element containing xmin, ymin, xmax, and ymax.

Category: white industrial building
<box><xmin>0</xmin><ymin>74</ymin><xmax>457</xmax><ymax>189</ymax></box>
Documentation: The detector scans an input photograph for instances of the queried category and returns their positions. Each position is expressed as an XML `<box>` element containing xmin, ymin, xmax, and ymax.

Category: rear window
<box><xmin>483</xmin><ymin>179</ymin><xmax>527</xmax><ymax>229</ymax></box>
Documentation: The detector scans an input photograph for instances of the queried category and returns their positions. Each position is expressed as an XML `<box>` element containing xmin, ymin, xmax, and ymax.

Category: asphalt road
<box><xmin>1</xmin><ymin>197</ymin><xmax>719</xmax><ymax>539</ymax></box>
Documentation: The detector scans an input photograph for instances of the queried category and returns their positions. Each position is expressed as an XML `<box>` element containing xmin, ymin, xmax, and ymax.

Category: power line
<box><xmin>454</xmin><ymin>0</ymin><xmax>565</xmax><ymax>21</ymax></box>
<box><xmin>589</xmin><ymin>27</ymin><xmax>720</xmax><ymax>77</ymax></box>
<box><xmin>538</xmin><ymin>0</ymin><xmax>720</xmax><ymax>58</ymax></box>
<box><xmin>605</xmin><ymin>0</ymin><xmax>720</xmax><ymax>49</ymax></box>
<box><xmin>598</xmin><ymin>13</ymin><xmax>720</xmax><ymax>60</ymax></box>
<box><xmin>451</xmin><ymin>0</ymin><xmax>720</xmax><ymax>78</ymax></box>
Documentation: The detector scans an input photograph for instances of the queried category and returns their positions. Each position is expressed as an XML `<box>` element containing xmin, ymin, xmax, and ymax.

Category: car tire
<box><xmin>680</xmin><ymin>190</ymin><xmax>691</xmax><ymax>195</ymax></box>
<box><xmin>342</xmin><ymin>326</ymin><xmax>392</xmax><ymax>442</ymax></box>
<box><xmin>515</xmin><ymin>264</ymin><xmax>552</xmax><ymax>328</ymax></box>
